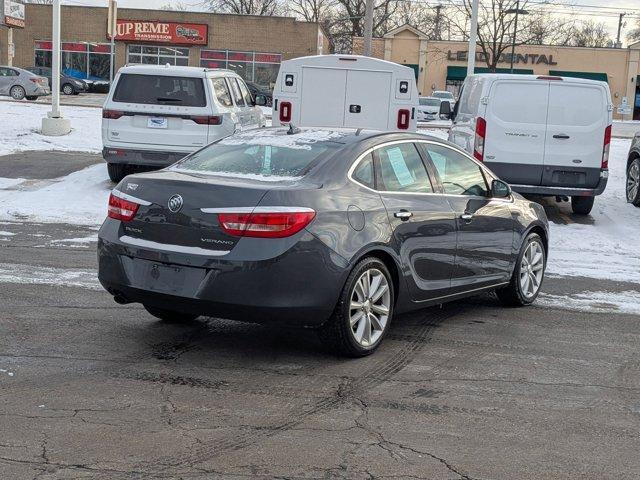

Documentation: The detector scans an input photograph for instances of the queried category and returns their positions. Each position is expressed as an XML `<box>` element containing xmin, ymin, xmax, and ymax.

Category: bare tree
<box><xmin>287</xmin><ymin>0</ymin><xmax>335</xmax><ymax>22</ymax></box>
<box><xmin>161</xmin><ymin>1</ymin><xmax>190</xmax><ymax>10</ymax></box>
<box><xmin>629</xmin><ymin>18</ymin><xmax>640</xmax><ymax>44</ymax></box>
<box><xmin>566</xmin><ymin>20</ymin><xmax>613</xmax><ymax>48</ymax></box>
<box><xmin>203</xmin><ymin>0</ymin><xmax>281</xmax><ymax>16</ymax></box>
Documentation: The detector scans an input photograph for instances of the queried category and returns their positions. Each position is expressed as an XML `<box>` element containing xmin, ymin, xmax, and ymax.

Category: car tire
<box><xmin>144</xmin><ymin>305</ymin><xmax>199</xmax><ymax>323</ymax></box>
<box><xmin>571</xmin><ymin>196</ymin><xmax>595</xmax><ymax>215</ymax></box>
<box><xmin>62</xmin><ymin>83</ymin><xmax>74</xmax><ymax>95</ymax></box>
<box><xmin>627</xmin><ymin>158</ymin><xmax>640</xmax><ymax>207</ymax></box>
<box><xmin>107</xmin><ymin>163</ymin><xmax>129</xmax><ymax>183</ymax></box>
<box><xmin>319</xmin><ymin>257</ymin><xmax>394</xmax><ymax>357</ymax></box>
<box><xmin>25</xmin><ymin>96</ymin><xmax>38</xmax><ymax>101</ymax></box>
<box><xmin>496</xmin><ymin>233</ymin><xmax>546</xmax><ymax>307</ymax></box>
<box><xmin>10</xmin><ymin>85</ymin><xmax>25</xmax><ymax>100</ymax></box>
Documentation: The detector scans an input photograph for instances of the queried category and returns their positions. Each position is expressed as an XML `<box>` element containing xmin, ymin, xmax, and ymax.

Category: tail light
<box><xmin>103</xmin><ymin>109</ymin><xmax>124</xmax><ymax>120</ymax></box>
<box><xmin>279</xmin><ymin>101</ymin><xmax>292</xmax><ymax>123</ymax></box>
<box><xmin>536</xmin><ymin>76</ymin><xmax>563</xmax><ymax>81</ymax></box>
<box><xmin>217</xmin><ymin>208</ymin><xmax>316</xmax><ymax>238</ymax></box>
<box><xmin>107</xmin><ymin>193</ymin><xmax>140</xmax><ymax>222</ymax></box>
<box><xmin>602</xmin><ymin>124</ymin><xmax>611</xmax><ymax>169</ymax></box>
<box><xmin>474</xmin><ymin>117</ymin><xmax>487</xmax><ymax>161</ymax></box>
<box><xmin>191</xmin><ymin>115</ymin><xmax>222</xmax><ymax>125</ymax></box>
<box><xmin>397</xmin><ymin>109</ymin><xmax>410</xmax><ymax>130</ymax></box>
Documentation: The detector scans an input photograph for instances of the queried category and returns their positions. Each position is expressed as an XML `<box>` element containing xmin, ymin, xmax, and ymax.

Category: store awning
<box><xmin>446</xmin><ymin>66</ymin><xmax>534</xmax><ymax>81</ymax></box>
<box><xmin>549</xmin><ymin>70</ymin><xmax>608</xmax><ymax>82</ymax></box>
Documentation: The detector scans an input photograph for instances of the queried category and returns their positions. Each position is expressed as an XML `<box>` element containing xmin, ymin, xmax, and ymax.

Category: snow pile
<box><xmin>0</xmin><ymin>262</ymin><xmax>101</xmax><ymax>290</ymax></box>
<box><xmin>0</xmin><ymin>101</ymin><xmax>102</xmax><ymax>156</ymax></box>
<box><xmin>539</xmin><ymin>290</ymin><xmax>640</xmax><ymax>316</ymax></box>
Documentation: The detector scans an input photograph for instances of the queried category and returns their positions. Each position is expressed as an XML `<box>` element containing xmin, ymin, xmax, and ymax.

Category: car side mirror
<box><xmin>254</xmin><ymin>94</ymin><xmax>267</xmax><ymax>106</ymax></box>
<box><xmin>491</xmin><ymin>179</ymin><xmax>511</xmax><ymax>198</ymax></box>
<box><xmin>439</xmin><ymin>101</ymin><xmax>451</xmax><ymax>119</ymax></box>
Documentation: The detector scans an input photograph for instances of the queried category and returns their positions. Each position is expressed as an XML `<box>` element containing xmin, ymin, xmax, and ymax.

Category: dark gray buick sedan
<box><xmin>98</xmin><ymin>127</ymin><xmax>549</xmax><ymax>357</ymax></box>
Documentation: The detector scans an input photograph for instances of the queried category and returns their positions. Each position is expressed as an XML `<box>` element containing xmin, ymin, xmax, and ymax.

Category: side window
<box><xmin>0</xmin><ymin>68</ymin><xmax>8</xmax><ymax>77</ymax></box>
<box><xmin>9</xmin><ymin>69</ymin><xmax>19</xmax><ymax>76</ymax></box>
<box><xmin>211</xmin><ymin>78</ymin><xmax>232</xmax><ymax>107</ymax></box>
<box><xmin>352</xmin><ymin>153</ymin><xmax>374</xmax><ymax>189</ymax></box>
<box><xmin>375</xmin><ymin>143</ymin><xmax>433</xmax><ymax>194</ymax></box>
<box><xmin>424</xmin><ymin>144</ymin><xmax>488</xmax><ymax>197</ymax></box>
<box><xmin>237</xmin><ymin>79</ymin><xmax>254</xmax><ymax>106</ymax></box>
<box><xmin>227</xmin><ymin>78</ymin><xmax>245</xmax><ymax>107</ymax></box>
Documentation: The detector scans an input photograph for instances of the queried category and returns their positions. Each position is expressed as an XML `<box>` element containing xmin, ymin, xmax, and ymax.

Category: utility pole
<box><xmin>108</xmin><ymin>0</ymin><xmax>117</xmax><ymax>84</ymax></box>
<box><xmin>616</xmin><ymin>13</ymin><xmax>626</xmax><ymax>48</ymax></box>
<box><xmin>434</xmin><ymin>5</ymin><xmax>442</xmax><ymax>41</ymax></box>
<box><xmin>467</xmin><ymin>0</ymin><xmax>479</xmax><ymax>76</ymax></box>
<box><xmin>510</xmin><ymin>0</ymin><xmax>520</xmax><ymax>73</ymax></box>
<box><xmin>363</xmin><ymin>0</ymin><xmax>374</xmax><ymax>56</ymax></box>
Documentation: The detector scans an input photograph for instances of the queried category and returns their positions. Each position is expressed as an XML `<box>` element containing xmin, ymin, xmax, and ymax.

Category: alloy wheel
<box><xmin>628</xmin><ymin>162</ymin><xmax>639</xmax><ymax>202</ymax></box>
<box><xmin>62</xmin><ymin>84</ymin><xmax>74</xmax><ymax>95</ymax></box>
<box><xmin>349</xmin><ymin>268</ymin><xmax>391</xmax><ymax>347</ymax></box>
<box><xmin>10</xmin><ymin>86</ymin><xmax>25</xmax><ymax>100</ymax></box>
<box><xmin>519</xmin><ymin>240</ymin><xmax>545</xmax><ymax>298</ymax></box>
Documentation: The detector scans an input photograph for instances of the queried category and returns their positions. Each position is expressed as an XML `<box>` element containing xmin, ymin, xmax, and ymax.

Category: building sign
<box><xmin>3</xmin><ymin>0</ymin><xmax>25</xmax><ymax>28</ymax></box>
<box><xmin>447</xmin><ymin>50</ymin><xmax>558</xmax><ymax>66</ymax></box>
<box><xmin>109</xmin><ymin>20</ymin><xmax>208</xmax><ymax>45</ymax></box>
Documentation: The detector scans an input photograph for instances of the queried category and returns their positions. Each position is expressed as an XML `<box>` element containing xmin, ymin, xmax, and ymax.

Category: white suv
<box><xmin>102</xmin><ymin>65</ymin><xmax>267</xmax><ymax>182</ymax></box>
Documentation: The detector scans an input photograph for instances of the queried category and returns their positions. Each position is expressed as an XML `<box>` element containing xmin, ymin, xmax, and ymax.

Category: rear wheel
<box><xmin>496</xmin><ymin>233</ymin><xmax>546</xmax><ymax>307</ymax></box>
<box><xmin>107</xmin><ymin>163</ymin><xmax>129</xmax><ymax>183</ymax></box>
<box><xmin>144</xmin><ymin>305</ymin><xmax>199</xmax><ymax>323</ymax></box>
<box><xmin>10</xmin><ymin>85</ymin><xmax>25</xmax><ymax>100</ymax></box>
<box><xmin>62</xmin><ymin>83</ymin><xmax>74</xmax><ymax>95</ymax></box>
<box><xmin>571</xmin><ymin>196</ymin><xmax>595</xmax><ymax>215</ymax></box>
<box><xmin>319</xmin><ymin>257</ymin><xmax>394</xmax><ymax>357</ymax></box>
<box><xmin>627</xmin><ymin>158</ymin><xmax>640</xmax><ymax>207</ymax></box>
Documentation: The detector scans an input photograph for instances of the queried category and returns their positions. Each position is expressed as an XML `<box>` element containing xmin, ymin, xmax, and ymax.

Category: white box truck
<box><xmin>272</xmin><ymin>55</ymin><xmax>431</xmax><ymax>132</ymax></box>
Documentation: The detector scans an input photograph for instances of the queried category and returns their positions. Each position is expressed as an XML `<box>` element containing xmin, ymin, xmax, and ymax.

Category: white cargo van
<box><xmin>272</xmin><ymin>55</ymin><xmax>431</xmax><ymax>131</ymax></box>
<box><xmin>449</xmin><ymin>74</ymin><xmax>611</xmax><ymax>214</ymax></box>
<box><xmin>102</xmin><ymin>65</ymin><xmax>267</xmax><ymax>182</ymax></box>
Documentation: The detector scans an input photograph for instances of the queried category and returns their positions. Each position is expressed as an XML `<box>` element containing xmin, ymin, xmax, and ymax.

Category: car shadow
<box><xmin>523</xmin><ymin>194</ymin><xmax>595</xmax><ymax>226</ymax></box>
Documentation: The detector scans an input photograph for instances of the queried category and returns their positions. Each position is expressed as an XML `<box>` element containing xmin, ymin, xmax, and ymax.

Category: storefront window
<box><xmin>200</xmin><ymin>50</ymin><xmax>281</xmax><ymax>87</ymax></box>
<box><xmin>34</xmin><ymin>40</ymin><xmax>112</xmax><ymax>81</ymax></box>
<box><xmin>127</xmin><ymin>45</ymin><xmax>189</xmax><ymax>66</ymax></box>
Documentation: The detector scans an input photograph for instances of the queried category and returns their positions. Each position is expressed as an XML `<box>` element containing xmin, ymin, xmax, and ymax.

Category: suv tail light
<box><xmin>602</xmin><ymin>124</ymin><xmax>611</xmax><ymax>169</ymax></box>
<box><xmin>397</xmin><ymin>109</ymin><xmax>410</xmax><ymax>130</ymax></box>
<box><xmin>191</xmin><ymin>115</ymin><xmax>222</xmax><ymax>125</ymax></box>
<box><xmin>103</xmin><ymin>109</ymin><xmax>124</xmax><ymax>120</ymax></box>
<box><xmin>217</xmin><ymin>208</ymin><xmax>316</xmax><ymax>238</ymax></box>
<box><xmin>474</xmin><ymin>117</ymin><xmax>487</xmax><ymax>161</ymax></box>
<box><xmin>107</xmin><ymin>193</ymin><xmax>140</xmax><ymax>222</ymax></box>
<box><xmin>279</xmin><ymin>101</ymin><xmax>292</xmax><ymax>123</ymax></box>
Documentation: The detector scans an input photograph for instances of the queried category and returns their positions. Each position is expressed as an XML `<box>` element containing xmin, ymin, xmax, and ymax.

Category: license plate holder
<box><xmin>146</xmin><ymin>263</ymin><xmax>186</xmax><ymax>294</ymax></box>
<box><xmin>148</xmin><ymin>117</ymin><xmax>168</xmax><ymax>129</ymax></box>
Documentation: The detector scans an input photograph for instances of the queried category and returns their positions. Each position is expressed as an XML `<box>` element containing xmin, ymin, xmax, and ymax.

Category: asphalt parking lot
<box><xmin>1</xmin><ymin>152</ymin><xmax>639</xmax><ymax>479</ymax></box>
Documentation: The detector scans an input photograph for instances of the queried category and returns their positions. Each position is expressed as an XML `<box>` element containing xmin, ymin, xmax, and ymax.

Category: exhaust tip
<box><xmin>113</xmin><ymin>293</ymin><xmax>130</xmax><ymax>305</ymax></box>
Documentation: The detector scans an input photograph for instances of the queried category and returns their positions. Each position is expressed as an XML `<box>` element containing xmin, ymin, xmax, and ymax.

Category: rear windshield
<box><xmin>173</xmin><ymin>130</ymin><xmax>343</xmax><ymax>180</ymax></box>
<box><xmin>419</xmin><ymin>98</ymin><xmax>440</xmax><ymax>106</ymax></box>
<box><xmin>113</xmin><ymin>74</ymin><xmax>206</xmax><ymax>107</ymax></box>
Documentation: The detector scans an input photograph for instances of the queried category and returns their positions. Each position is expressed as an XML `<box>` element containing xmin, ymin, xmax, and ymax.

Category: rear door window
<box><xmin>237</xmin><ymin>79</ymin><xmax>254</xmax><ymax>106</ymax></box>
<box><xmin>112</xmin><ymin>74</ymin><xmax>206</xmax><ymax>107</ymax></box>
<box><xmin>211</xmin><ymin>77</ymin><xmax>233</xmax><ymax>107</ymax></box>
<box><xmin>352</xmin><ymin>153</ymin><xmax>375</xmax><ymax>189</ymax></box>
<box><xmin>375</xmin><ymin>143</ymin><xmax>433</xmax><ymax>193</ymax></box>
<box><xmin>227</xmin><ymin>78</ymin><xmax>245</xmax><ymax>107</ymax></box>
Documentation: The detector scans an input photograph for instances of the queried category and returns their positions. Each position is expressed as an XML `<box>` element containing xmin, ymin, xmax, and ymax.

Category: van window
<box><xmin>375</xmin><ymin>143</ymin><xmax>433</xmax><ymax>193</ymax></box>
<box><xmin>424</xmin><ymin>144</ymin><xmax>488</xmax><ymax>197</ymax></box>
<box><xmin>352</xmin><ymin>153</ymin><xmax>374</xmax><ymax>189</ymax></box>
<box><xmin>237</xmin><ymin>79</ymin><xmax>254</xmax><ymax>106</ymax></box>
<box><xmin>227</xmin><ymin>78</ymin><xmax>245</xmax><ymax>107</ymax></box>
<box><xmin>458</xmin><ymin>76</ymin><xmax>483</xmax><ymax>115</ymax></box>
<box><xmin>113</xmin><ymin>74</ymin><xmax>206</xmax><ymax>107</ymax></box>
<box><xmin>492</xmin><ymin>81</ymin><xmax>548</xmax><ymax>124</ymax></box>
<box><xmin>211</xmin><ymin>77</ymin><xmax>233</xmax><ymax>107</ymax></box>
<box><xmin>547</xmin><ymin>84</ymin><xmax>603</xmax><ymax>127</ymax></box>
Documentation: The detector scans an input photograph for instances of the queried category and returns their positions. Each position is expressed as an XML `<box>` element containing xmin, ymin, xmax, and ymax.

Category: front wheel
<box><xmin>496</xmin><ymin>233</ymin><xmax>546</xmax><ymax>307</ymax></box>
<box><xmin>144</xmin><ymin>305</ymin><xmax>199</xmax><ymax>323</ymax></box>
<box><xmin>319</xmin><ymin>258</ymin><xmax>394</xmax><ymax>357</ymax></box>
<box><xmin>62</xmin><ymin>83</ymin><xmax>74</xmax><ymax>95</ymax></box>
<box><xmin>571</xmin><ymin>196</ymin><xmax>594</xmax><ymax>215</ymax></box>
<box><xmin>10</xmin><ymin>85</ymin><xmax>25</xmax><ymax>100</ymax></box>
<box><xmin>627</xmin><ymin>158</ymin><xmax>640</xmax><ymax>207</ymax></box>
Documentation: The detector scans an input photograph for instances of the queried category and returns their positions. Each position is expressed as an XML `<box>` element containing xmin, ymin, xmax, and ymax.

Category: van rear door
<box><xmin>484</xmin><ymin>79</ymin><xmax>549</xmax><ymax>185</ymax></box>
<box><xmin>343</xmin><ymin>70</ymin><xmax>392</xmax><ymax>130</ymax></box>
<box><xmin>542</xmin><ymin>81</ymin><xmax>608</xmax><ymax>188</ymax></box>
<box><xmin>299</xmin><ymin>67</ymin><xmax>347</xmax><ymax>127</ymax></box>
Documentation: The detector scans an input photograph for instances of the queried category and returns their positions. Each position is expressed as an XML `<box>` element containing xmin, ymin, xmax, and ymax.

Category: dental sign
<box><xmin>109</xmin><ymin>20</ymin><xmax>208</xmax><ymax>45</ymax></box>
<box><xmin>2</xmin><ymin>0</ymin><xmax>25</xmax><ymax>28</ymax></box>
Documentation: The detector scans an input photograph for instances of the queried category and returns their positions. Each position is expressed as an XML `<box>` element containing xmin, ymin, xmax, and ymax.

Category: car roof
<box><xmin>118</xmin><ymin>64</ymin><xmax>237</xmax><ymax>78</ymax></box>
<box><xmin>470</xmin><ymin>73</ymin><xmax>607</xmax><ymax>85</ymax></box>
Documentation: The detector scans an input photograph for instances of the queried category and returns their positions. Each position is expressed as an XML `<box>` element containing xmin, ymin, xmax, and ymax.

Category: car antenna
<box><xmin>287</xmin><ymin>123</ymin><xmax>300</xmax><ymax>135</ymax></box>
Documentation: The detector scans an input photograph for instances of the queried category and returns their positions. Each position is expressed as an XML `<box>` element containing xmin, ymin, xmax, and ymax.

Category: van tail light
<box><xmin>191</xmin><ymin>115</ymin><xmax>222</xmax><ymax>125</ymax></box>
<box><xmin>537</xmin><ymin>76</ymin><xmax>563</xmax><ymax>81</ymax></box>
<box><xmin>103</xmin><ymin>109</ymin><xmax>124</xmax><ymax>120</ymax></box>
<box><xmin>474</xmin><ymin>117</ymin><xmax>487</xmax><ymax>161</ymax></box>
<box><xmin>217</xmin><ymin>208</ymin><xmax>316</xmax><ymax>238</ymax></box>
<box><xmin>279</xmin><ymin>101</ymin><xmax>292</xmax><ymax>123</ymax></box>
<box><xmin>602</xmin><ymin>124</ymin><xmax>611</xmax><ymax>169</ymax></box>
<box><xmin>107</xmin><ymin>193</ymin><xmax>140</xmax><ymax>222</ymax></box>
<box><xmin>397</xmin><ymin>109</ymin><xmax>410</xmax><ymax>130</ymax></box>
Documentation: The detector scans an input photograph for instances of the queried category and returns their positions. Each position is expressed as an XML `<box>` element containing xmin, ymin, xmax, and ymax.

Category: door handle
<box><xmin>394</xmin><ymin>210</ymin><xmax>413</xmax><ymax>221</ymax></box>
<box><xmin>553</xmin><ymin>134</ymin><xmax>570</xmax><ymax>139</ymax></box>
<box><xmin>460</xmin><ymin>213</ymin><xmax>474</xmax><ymax>222</ymax></box>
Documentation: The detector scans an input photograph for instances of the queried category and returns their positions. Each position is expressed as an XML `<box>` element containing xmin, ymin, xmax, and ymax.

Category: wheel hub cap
<box><xmin>349</xmin><ymin>268</ymin><xmax>391</xmax><ymax>347</ymax></box>
<box><xmin>628</xmin><ymin>163</ymin><xmax>639</xmax><ymax>201</ymax></box>
<box><xmin>519</xmin><ymin>240</ymin><xmax>545</xmax><ymax>299</ymax></box>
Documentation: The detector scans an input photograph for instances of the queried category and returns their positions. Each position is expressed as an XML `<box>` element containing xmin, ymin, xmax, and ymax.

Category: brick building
<box><xmin>0</xmin><ymin>3</ymin><xmax>328</xmax><ymax>87</ymax></box>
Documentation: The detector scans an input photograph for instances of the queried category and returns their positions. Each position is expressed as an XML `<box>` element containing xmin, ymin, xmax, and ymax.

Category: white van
<box><xmin>102</xmin><ymin>65</ymin><xmax>267</xmax><ymax>182</ymax></box>
<box><xmin>272</xmin><ymin>55</ymin><xmax>430</xmax><ymax>131</ymax></box>
<box><xmin>449</xmin><ymin>74</ymin><xmax>611</xmax><ymax>214</ymax></box>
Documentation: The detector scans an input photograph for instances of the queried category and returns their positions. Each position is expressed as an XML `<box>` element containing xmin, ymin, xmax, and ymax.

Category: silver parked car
<box><xmin>0</xmin><ymin>66</ymin><xmax>50</xmax><ymax>100</ymax></box>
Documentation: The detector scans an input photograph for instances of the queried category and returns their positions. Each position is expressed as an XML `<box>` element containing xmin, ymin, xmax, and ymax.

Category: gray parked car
<box><xmin>26</xmin><ymin>66</ymin><xmax>87</xmax><ymax>95</ymax></box>
<box><xmin>627</xmin><ymin>131</ymin><xmax>640</xmax><ymax>207</ymax></box>
<box><xmin>98</xmin><ymin>128</ymin><xmax>549</xmax><ymax>357</ymax></box>
<box><xmin>0</xmin><ymin>66</ymin><xmax>50</xmax><ymax>100</ymax></box>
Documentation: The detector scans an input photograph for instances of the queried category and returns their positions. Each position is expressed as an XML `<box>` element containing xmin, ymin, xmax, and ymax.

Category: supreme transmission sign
<box><xmin>110</xmin><ymin>20</ymin><xmax>208</xmax><ymax>45</ymax></box>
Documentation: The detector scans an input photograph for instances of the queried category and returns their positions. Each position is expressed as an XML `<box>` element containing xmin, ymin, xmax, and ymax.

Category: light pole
<box><xmin>363</xmin><ymin>0</ymin><xmax>374</xmax><ymax>56</ymax></box>
<box><xmin>467</xmin><ymin>0</ymin><xmax>479</xmax><ymax>76</ymax></box>
<box><xmin>505</xmin><ymin>1</ymin><xmax>528</xmax><ymax>74</ymax></box>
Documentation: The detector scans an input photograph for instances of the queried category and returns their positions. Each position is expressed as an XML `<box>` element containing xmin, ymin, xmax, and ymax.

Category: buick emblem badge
<box><xmin>168</xmin><ymin>194</ymin><xmax>183</xmax><ymax>213</ymax></box>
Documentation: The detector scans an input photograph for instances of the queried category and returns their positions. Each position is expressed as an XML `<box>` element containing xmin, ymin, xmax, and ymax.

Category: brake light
<box><xmin>602</xmin><ymin>124</ymin><xmax>611</xmax><ymax>169</ymax></box>
<box><xmin>29</xmin><ymin>78</ymin><xmax>39</xmax><ymax>83</ymax></box>
<box><xmin>191</xmin><ymin>115</ymin><xmax>222</xmax><ymax>125</ymax></box>
<box><xmin>537</xmin><ymin>76</ymin><xmax>563</xmax><ymax>81</ymax></box>
<box><xmin>103</xmin><ymin>109</ymin><xmax>124</xmax><ymax>120</ymax></box>
<box><xmin>279</xmin><ymin>101</ymin><xmax>292</xmax><ymax>123</ymax></box>
<box><xmin>474</xmin><ymin>117</ymin><xmax>487</xmax><ymax>161</ymax></box>
<box><xmin>217</xmin><ymin>209</ymin><xmax>316</xmax><ymax>238</ymax></box>
<box><xmin>397</xmin><ymin>109</ymin><xmax>410</xmax><ymax>130</ymax></box>
<box><xmin>107</xmin><ymin>193</ymin><xmax>139</xmax><ymax>222</ymax></box>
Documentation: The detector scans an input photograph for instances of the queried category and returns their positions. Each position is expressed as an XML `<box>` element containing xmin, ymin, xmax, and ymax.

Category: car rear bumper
<box><xmin>510</xmin><ymin>171</ymin><xmax>608</xmax><ymax>197</ymax></box>
<box><xmin>97</xmin><ymin>222</ymin><xmax>348</xmax><ymax>326</ymax></box>
<box><xmin>102</xmin><ymin>147</ymin><xmax>191</xmax><ymax>167</ymax></box>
